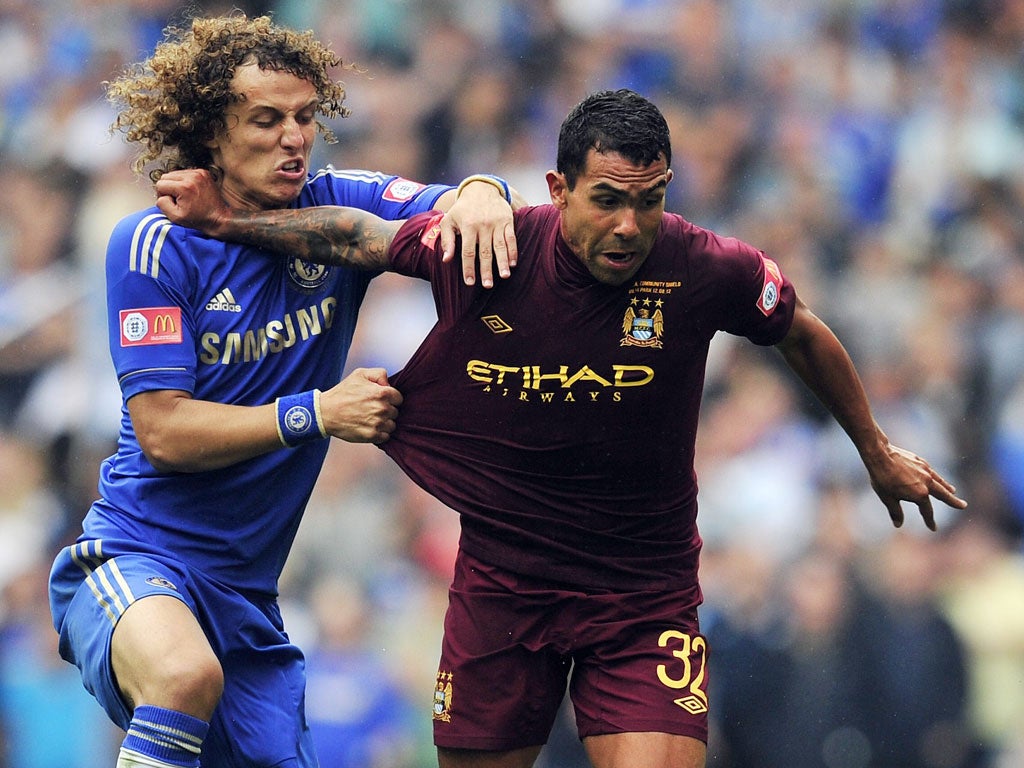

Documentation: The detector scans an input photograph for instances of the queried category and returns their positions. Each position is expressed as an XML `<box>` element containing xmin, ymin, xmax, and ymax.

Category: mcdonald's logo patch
<box><xmin>120</xmin><ymin>306</ymin><xmax>183</xmax><ymax>347</ymax></box>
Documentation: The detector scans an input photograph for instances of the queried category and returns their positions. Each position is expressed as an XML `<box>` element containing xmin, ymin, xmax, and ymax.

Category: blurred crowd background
<box><xmin>2</xmin><ymin>0</ymin><xmax>1024</xmax><ymax>766</ymax></box>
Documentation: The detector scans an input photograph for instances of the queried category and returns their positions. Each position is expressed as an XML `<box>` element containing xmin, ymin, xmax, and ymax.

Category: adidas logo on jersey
<box><xmin>206</xmin><ymin>288</ymin><xmax>242</xmax><ymax>313</ymax></box>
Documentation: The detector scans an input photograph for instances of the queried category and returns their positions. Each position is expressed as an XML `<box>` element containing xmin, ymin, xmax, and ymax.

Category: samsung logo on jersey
<box><xmin>199</xmin><ymin>297</ymin><xmax>337</xmax><ymax>365</ymax></box>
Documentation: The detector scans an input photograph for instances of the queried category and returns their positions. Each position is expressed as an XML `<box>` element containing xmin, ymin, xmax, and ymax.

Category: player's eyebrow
<box><xmin>591</xmin><ymin>178</ymin><xmax>668</xmax><ymax>196</ymax></box>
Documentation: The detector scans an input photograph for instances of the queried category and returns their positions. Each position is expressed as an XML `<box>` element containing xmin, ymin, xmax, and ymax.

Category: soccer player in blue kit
<box><xmin>155</xmin><ymin>89</ymin><xmax>968</xmax><ymax>768</ymax></box>
<box><xmin>46</xmin><ymin>13</ymin><xmax>522</xmax><ymax>768</ymax></box>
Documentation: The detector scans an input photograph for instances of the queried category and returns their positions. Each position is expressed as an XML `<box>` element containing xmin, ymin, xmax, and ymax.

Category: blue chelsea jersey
<box><xmin>86</xmin><ymin>169</ymin><xmax>449</xmax><ymax>595</ymax></box>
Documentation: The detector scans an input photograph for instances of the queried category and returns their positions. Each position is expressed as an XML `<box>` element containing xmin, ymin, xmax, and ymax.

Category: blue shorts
<box><xmin>432</xmin><ymin>548</ymin><xmax>710</xmax><ymax>751</ymax></box>
<box><xmin>49</xmin><ymin>539</ymin><xmax>317</xmax><ymax>768</ymax></box>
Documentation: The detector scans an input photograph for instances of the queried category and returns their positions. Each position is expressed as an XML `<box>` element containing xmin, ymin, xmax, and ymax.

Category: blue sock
<box><xmin>120</xmin><ymin>705</ymin><xmax>209</xmax><ymax>768</ymax></box>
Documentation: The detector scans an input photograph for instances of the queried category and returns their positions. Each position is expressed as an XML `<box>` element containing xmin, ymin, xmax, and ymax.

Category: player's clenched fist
<box><xmin>155</xmin><ymin>168</ymin><xmax>230</xmax><ymax>234</ymax></box>
<box><xmin>319</xmin><ymin>367</ymin><xmax>403</xmax><ymax>444</ymax></box>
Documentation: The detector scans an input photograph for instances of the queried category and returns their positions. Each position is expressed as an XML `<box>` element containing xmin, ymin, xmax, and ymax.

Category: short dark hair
<box><xmin>556</xmin><ymin>89</ymin><xmax>672</xmax><ymax>188</ymax></box>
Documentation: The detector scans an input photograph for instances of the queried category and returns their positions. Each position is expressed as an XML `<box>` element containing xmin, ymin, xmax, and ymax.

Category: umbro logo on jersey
<box><xmin>481</xmin><ymin>315</ymin><xmax>513</xmax><ymax>334</ymax></box>
<box><xmin>674</xmin><ymin>695</ymin><xmax>709</xmax><ymax>715</ymax></box>
<box><xmin>206</xmin><ymin>288</ymin><xmax>243</xmax><ymax>313</ymax></box>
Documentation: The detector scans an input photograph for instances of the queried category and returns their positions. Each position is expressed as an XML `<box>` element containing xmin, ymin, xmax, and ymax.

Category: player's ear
<box><xmin>204</xmin><ymin>120</ymin><xmax>231</xmax><ymax>152</ymax></box>
<box><xmin>546</xmin><ymin>170</ymin><xmax>569</xmax><ymax>210</ymax></box>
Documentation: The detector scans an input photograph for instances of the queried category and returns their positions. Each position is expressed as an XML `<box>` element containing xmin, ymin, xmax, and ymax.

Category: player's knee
<box><xmin>146</xmin><ymin>651</ymin><xmax>224</xmax><ymax>718</ymax></box>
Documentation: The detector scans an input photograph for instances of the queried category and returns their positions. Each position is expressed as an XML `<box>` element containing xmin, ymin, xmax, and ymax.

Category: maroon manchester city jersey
<box><xmin>383</xmin><ymin>205</ymin><xmax>795</xmax><ymax>592</ymax></box>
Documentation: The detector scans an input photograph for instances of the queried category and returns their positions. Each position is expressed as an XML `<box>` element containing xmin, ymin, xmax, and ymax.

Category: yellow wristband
<box><xmin>455</xmin><ymin>174</ymin><xmax>511</xmax><ymax>203</ymax></box>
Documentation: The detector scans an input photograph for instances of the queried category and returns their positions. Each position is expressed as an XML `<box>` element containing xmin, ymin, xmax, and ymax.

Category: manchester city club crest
<box><xmin>621</xmin><ymin>302</ymin><xmax>665</xmax><ymax>348</ymax></box>
<box><xmin>287</xmin><ymin>257</ymin><xmax>330</xmax><ymax>292</ymax></box>
<box><xmin>432</xmin><ymin>670</ymin><xmax>454</xmax><ymax>722</ymax></box>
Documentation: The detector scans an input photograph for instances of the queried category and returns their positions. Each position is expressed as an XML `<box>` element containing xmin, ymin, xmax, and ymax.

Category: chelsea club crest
<box><xmin>287</xmin><ymin>257</ymin><xmax>330</xmax><ymax>292</ymax></box>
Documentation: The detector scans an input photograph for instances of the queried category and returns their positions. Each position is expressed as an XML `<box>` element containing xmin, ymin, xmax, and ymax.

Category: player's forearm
<box><xmin>130</xmin><ymin>392</ymin><xmax>285</xmax><ymax>472</ymax></box>
<box><xmin>776</xmin><ymin>306</ymin><xmax>888</xmax><ymax>461</ymax></box>
<box><xmin>208</xmin><ymin>206</ymin><xmax>401</xmax><ymax>269</ymax></box>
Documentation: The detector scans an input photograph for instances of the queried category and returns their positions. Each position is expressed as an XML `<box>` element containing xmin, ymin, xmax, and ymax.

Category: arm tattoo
<box><xmin>225</xmin><ymin>207</ymin><xmax>400</xmax><ymax>269</ymax></box>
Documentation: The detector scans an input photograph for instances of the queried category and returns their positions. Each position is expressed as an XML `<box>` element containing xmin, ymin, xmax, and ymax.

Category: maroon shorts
<box><xmin>431</xmin><ymin>548</ymin><xmax>709</xmax><ymax>751</ymax></box>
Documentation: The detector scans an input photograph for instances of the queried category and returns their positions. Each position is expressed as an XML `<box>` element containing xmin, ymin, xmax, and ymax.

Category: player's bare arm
<box><xmin>155</xmin><ymin>168</ymin><xmax>399</xmax><ymax>270</ymax></box>
<box><xmin>156</xmin><ymin>168</ymin><xmax>521</xmax><ymax>285</ymax></box>
<box><xmin>776</xmin><ymin>297</ymin><xmax>967</xmax><ymax>529</ymax></box>
<box><xmin>128</xmin><ymin>367</ymin><xmax>402</xmax><ymax>473</ymax></box>
<box><xmin>211</xmin><ymin>205</ymin><xmax>399</xmax><ymax>271</ymax></box>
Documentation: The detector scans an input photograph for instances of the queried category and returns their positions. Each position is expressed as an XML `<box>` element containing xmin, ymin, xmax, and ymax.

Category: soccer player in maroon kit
<box><xmin>157</xmin><ymin>89</ymin><xmax>967</xmax><ymax>768</ymax></box>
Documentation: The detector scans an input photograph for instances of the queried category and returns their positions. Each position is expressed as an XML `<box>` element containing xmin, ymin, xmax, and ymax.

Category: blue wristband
<box><xmin>275</xmin><ymin>389</ymin><xmax>327</xmax><ymax>447</ymax></box>
<box><xmin>455</xmin><ymin>173</ymin><xmax>511</xmax><ymax>204</ymax></box>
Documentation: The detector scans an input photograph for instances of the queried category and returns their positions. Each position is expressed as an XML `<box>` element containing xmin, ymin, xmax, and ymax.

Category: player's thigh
<box><xmin>569</xmin><ymin>602</ymin><xmax>709</xmax><ymax>745</ymax></box>
<box><xmin>111</xmin><ymin>593</ymin><xmax>223</xmax><ymax>718</ymax></box>
<box><xmin>583</xmin><ymin>731</ymin><xmax>706</xmax><ymax>768</ymax></box>
<box><xmin>437</xmin><ymin>744</ymin><xmax>543</xmax><ymax>768</ymax></box>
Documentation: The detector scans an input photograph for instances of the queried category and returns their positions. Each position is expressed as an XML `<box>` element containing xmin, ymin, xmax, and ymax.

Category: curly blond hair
<box><xmin>107</xmin><ymin>13</ymin><xmax>350</xmax><ymax>180</ymax></box>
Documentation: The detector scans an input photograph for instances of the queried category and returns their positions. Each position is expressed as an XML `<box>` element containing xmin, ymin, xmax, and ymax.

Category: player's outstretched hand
<box><xmin>864</xmin><ymin>442</ymin><xmax>967</xmax><ymax>531</ymax></box>
<box><xmin>155</xmin><ymin>168</ymin><xmax>230</xmax><ymax>235</ymax></box>
<box><xmin>440</xmin><ymin>182</ymin><xmax>517</xmax><ymax>288</ymax></box>
<box><xmin>319</xmin><ymin>368</ymin><xmax>403</xmax><ymax>444</ymax></box>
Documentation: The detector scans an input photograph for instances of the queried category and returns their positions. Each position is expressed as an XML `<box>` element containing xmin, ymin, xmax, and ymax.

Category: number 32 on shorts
<box><xmin>656</xmin><ymin>630</ymin><xmax>709</xmax><ymax>715</ymax></box>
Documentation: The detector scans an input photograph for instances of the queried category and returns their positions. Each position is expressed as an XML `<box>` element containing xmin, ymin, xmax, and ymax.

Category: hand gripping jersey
<box><xmin>84</xmin><ymin>170</ymin><xmax>450</xmax><ymax>596</ymax></box>
<box><xmin>384</xmin><ymin>205</ymin><xmax>796</xmax><ymax>593</ymax></box>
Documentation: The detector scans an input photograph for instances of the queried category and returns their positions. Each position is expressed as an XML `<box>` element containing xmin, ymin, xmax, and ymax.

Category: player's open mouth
<box><xmin>279</xmin><ymin>160</ymin><xmax>305</xmax><ymax>176</ymax></box>
<box><xmin>604</xmin><ymin>251</ymin><xmax>635</xmax><ymax>264</ymax></box>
